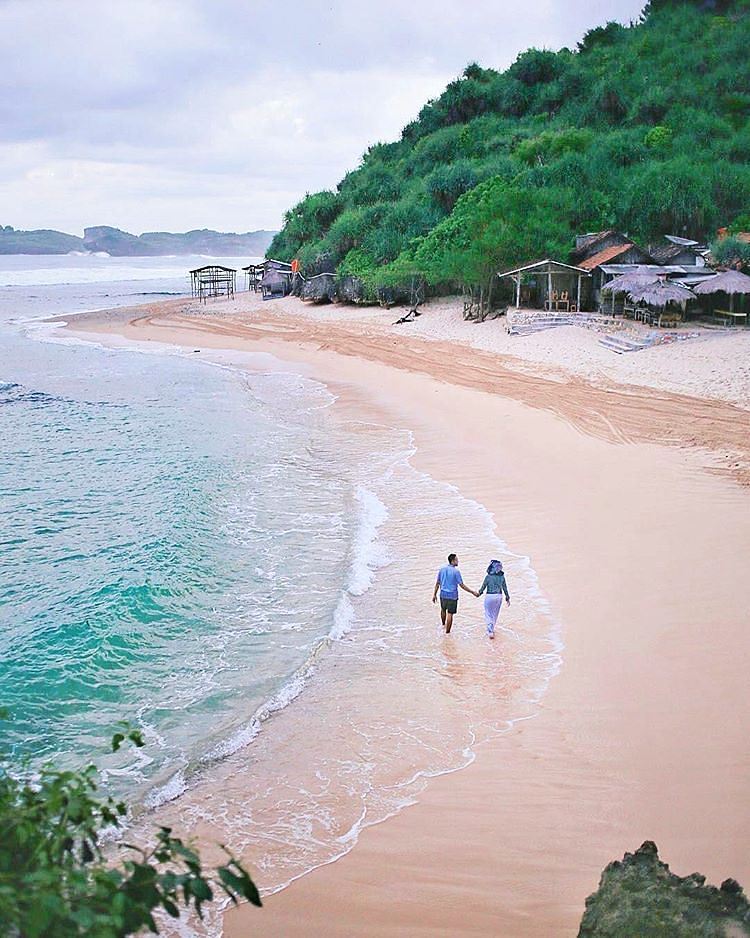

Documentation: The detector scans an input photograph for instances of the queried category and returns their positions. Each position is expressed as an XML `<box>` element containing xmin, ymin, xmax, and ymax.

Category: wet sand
<box><xmin>65</xmin><ymin>300</ymin><xmax>750</xmax><ymax>935</ymax></box>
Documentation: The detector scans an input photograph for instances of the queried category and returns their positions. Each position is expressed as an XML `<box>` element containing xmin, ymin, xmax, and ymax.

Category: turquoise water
<box><xmin>0</xmin><ymin>256</ymin><xmax>359</xmax><ymax>793</ymax></box>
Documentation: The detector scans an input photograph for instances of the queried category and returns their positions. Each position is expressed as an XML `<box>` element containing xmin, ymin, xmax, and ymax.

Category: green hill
<box><xmin>269</xmin><ymin>0</ymin><xmax>750</xmax><ymax>307</ymax></box>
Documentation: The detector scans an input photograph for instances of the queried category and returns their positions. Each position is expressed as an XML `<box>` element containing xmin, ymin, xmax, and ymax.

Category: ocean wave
<box><xmin>172</xmin><ymin>488</ymin><xmax>391</xmax><ymax>773</ymax></box>
<box><xmin>0</xmin><ymin>267</ymin><xmax>193</xmax><ymax>287</ymax></box>
<box><xmin>347</xmin><ymin>486</ymin><xmax>390</xmax><ymax>596</ymax></box>
<box><xmin>199</xmin><ymin>655</ymin><xmax>314</xmax><ymax>764</ymax></box>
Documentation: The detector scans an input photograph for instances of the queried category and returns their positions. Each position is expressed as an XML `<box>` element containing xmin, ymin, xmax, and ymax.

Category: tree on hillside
<box><xmin>414</xmin><ymin>178</ymin><xmax>574</xmax><ymax>319</ymax></box>
<box><xmin>711</xmin><ymin>235</ymin><xmax>750</xmax><ymax>269</ymax></box>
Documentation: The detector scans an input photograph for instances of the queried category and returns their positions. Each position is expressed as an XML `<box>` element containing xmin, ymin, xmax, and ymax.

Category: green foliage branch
<box><xmin>0</xmin><ymin>718</ymin><xmax>261</xmax><ymax>937</ymax></box>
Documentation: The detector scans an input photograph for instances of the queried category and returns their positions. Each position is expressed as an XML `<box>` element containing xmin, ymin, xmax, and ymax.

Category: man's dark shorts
<box><xmin>440</xmin><ymin>596</ymin><xmax>458</xmax><ymax>614</ymax></box>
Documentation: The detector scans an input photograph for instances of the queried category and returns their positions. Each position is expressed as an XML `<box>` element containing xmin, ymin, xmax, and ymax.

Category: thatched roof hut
<box><xmin>601</xmin><ymin>269</ymin><xmax>660</xmax><ymax>297</ymax></box>
<box><xmin>693</xmin><ymin>269</ymin><xmax>750</xmax><ymax>297</ymax></box>
<box><xmin>626</xmin><ymin>279</ymin><xmax>695</xmax><ymax>309</ymax></box>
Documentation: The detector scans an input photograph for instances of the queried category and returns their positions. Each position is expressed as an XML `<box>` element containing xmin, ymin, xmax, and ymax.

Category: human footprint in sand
<box><xmin>477</xmin><ymin>559</ymin><xmax>511</xmax><ymax>639</ymax></box>
<box><xmin>433</xmin><ymin>553</ymin><xmax>478</xmax><ymax>634</ymax></box>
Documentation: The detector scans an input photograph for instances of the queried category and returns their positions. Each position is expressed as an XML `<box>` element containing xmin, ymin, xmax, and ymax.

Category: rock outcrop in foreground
<box><xmin>579</xmin><ymin>842</ymin><xmax>750</xmax><ymax>937</ymax></box>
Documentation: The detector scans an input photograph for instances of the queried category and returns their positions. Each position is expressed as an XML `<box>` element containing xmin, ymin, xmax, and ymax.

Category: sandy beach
<box><xmin>64</xmin><ymin>294</ymin><xmax>750</xmax><ymax>936</ymax></box>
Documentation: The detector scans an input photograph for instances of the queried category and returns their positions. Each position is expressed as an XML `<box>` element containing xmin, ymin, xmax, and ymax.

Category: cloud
<box><xmin>0</xmin><ymin>0</ymin><xmax>646</xmax><ymax>233</ymax></box>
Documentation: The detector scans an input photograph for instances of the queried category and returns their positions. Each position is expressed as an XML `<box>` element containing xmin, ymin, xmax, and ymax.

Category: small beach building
<box><xmin>649</xmin><ymin>235</ymin><xmax>710</xmax><ymax>267</ymax></box>
<box><xmin>258</xmin><ymin>259</ymin><xmax>294</xmax><ymax>299</ymax></box>
<box><xmin>189</xmin><ymin>265</ymin><xmax>236</xmax><ymax>302</ymax></box>
<box><xmin>260</xmin><ymin>268</ymin><xmax>291</xmax><ymax>299</ymax></box>
<box><xmin>571</xmin><ymin>230</ymin><xmax>633</xmax><ymax>264</ymax></box>
<box><xmin>571</xmin><ymin>230</ymin><xmax>655</xmax><ymax>307</ymax></box>
<box><xmin>497</xmin><ymin>259</ymin><xmax>591</xmax><ymax>311</ymax></box>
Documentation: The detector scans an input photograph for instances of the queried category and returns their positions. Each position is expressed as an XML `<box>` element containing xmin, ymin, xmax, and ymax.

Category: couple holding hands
<box><xmin>432</xmin><ymin>553</ymin><xmax>510</xmax><ymax>639</ymax></box>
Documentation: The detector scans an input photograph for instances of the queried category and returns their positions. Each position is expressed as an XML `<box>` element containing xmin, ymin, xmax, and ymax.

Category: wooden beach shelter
<box><xmin>498</xmin><ymin>259</ymin><xmax>591</xmax><ymax>312</ymax></box>
<box><xmin>189</xmin><ymin>265</ymin><xmax>236</xmax><ymax>302</ymax></box>
<box><xmin>627</xmin><ymin>278</ymin><xmax>695</xmax><ymax>306</ymax></box>
<box><xmin>693</xmin><ymin>268</ymin><xmax>750</xmax><ymax>325</ymax></box>
<box><xmin>241</xmin><ymin>263</ymin><xmax>264</xmax><ymax>292</ymax></box>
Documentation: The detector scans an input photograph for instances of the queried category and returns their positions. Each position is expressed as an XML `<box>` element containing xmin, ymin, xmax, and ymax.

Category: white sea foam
<box><xmin>145</xmin><ymin>770</ymin><xmax>188</xmax><ymax>808</ymax></box>
<box><xmin>201</xmin><ymin>657</ymin><xmax>313</xmax><ymax>763</ymax></box>
<box><xmin>347</xmin><ymin>486</ymin><xmax>389</xmax><ymax>596</ymax></box>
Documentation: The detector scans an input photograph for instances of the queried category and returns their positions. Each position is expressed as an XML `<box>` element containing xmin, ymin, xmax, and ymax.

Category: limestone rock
<box><xmin>301</xmin><ymin>273</ymin><xmax>337</xmax><ymax>304</ymax></box>
<box><xmin>579</xmin><ymin>842</ymin><xmax>750</xmax><ymax>937</ymax></box>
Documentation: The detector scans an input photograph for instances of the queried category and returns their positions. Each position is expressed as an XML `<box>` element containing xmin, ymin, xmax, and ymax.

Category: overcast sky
<box><xmin>0</xmin><ymin>0</ymin><xmax>645</xmax><ymax>235</ymax></box>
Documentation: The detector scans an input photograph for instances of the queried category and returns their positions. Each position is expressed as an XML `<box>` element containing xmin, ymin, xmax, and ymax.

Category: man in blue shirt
<box><xmin>432</xmin><ymin>553</ymin><xmax>478</xmax><ymax>634</ymax></box>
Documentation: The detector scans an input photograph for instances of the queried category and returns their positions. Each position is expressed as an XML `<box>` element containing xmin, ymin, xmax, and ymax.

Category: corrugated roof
<box><xmin>497</xmin><ymin>258</ymin><xmax>591</xmax><ymax>278</ymax></box>
<box><xmin>601</xmin><ymin>264</ymin><xmax>687</xmax><ymax>275</ymax></box>
<box><xmin>579</xmin><ymin>243</ymin><xmax>635</xmax><ymax>270</ymax></box>
<box><xmin>665</xmin><ymin>235</ymin><xmax>700</xmax><ymax>246</ymax></box>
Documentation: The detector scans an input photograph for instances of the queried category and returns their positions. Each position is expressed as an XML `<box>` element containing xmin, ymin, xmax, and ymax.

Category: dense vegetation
<box><xmin>0</xmin><ymin>720</ymin><xmax>261</xmax><ymax>937</ymax></box>
<box><xmin>269</xmin><ymin>0</ymin><xmax>750</xmax><ymax>309</ymax></box>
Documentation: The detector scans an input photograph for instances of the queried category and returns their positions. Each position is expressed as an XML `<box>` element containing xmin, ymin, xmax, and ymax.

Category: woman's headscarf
<box><xmin>487</xmin><ymin>559</ymin><xmax>504</xmax><ymax>576</ymax></box>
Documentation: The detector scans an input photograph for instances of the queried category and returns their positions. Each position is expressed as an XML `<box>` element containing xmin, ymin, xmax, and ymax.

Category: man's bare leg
<box><xmin>440</xmin><ymin>607</ymin><xmax>447</xmax><ymax>628</ymax></box>
<box><xmin>445</xmin><ymin>612</ymin><xmax>454</xmax><ymax>634</ymax></box>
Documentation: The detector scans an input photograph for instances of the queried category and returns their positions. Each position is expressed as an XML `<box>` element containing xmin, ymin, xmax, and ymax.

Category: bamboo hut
<box><xmin>260</xmin><ymin>268</ymin><xmax>291</xmax><ymax>299</ymax></box>
<box><xmin>602</xmin><ymin>272</ymin><xmax>695</xmax><ymax>325</ymax></box>
<box><xmin>242</xmin><ymin>263</ymin><xmax>264</xmax><ymax>292</ymax></box>
<box><xmin>600</xmin><ymin>268</ymin><xmax>661</xmax><ymax>316</ymax></box>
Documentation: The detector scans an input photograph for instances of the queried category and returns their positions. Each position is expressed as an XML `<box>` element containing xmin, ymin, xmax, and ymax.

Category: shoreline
<box><xmin>62</xmin><ymin>296</ymin><xmax>750</xmax><ymax>935</ymax></box>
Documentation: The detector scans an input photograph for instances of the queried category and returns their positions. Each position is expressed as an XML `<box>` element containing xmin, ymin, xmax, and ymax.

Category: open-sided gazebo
<box><xmin>497</xmin><ymin>259</ymin><xmax>591</xmax><ymax>311</ymax></box>
<box><xmin>189</xmin><ymin>265</ymin><xmax>236</xmax><ymax>302</ymax></box>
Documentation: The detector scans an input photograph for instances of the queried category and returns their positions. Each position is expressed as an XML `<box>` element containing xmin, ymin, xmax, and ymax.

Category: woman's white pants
<box><xmin>483</xmin><ymin>593</ymin><xmax>503</xmax><ymax>635</ymax></box>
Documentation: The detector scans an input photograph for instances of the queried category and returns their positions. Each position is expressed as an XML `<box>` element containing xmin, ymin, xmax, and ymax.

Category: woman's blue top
<box><xmin>478</xmin><ymin>572</ymin><xmax>510</xmax><ymax>599</ymax></box>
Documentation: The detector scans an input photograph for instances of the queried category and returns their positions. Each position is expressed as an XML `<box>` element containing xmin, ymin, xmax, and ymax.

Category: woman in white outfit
<box><xmin>476</xmin><ymin>559</ymin><xmax>511</xmax><ymax>639</ymax></box>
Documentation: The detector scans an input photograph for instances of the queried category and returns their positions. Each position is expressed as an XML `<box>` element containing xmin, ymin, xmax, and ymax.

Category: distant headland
<box><xmin>0</xmin><ymin>224</ymin><xmax>277</xmax><ymax>256</ymax></box>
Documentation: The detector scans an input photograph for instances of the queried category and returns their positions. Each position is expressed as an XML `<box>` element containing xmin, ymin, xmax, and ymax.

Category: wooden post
<box><xmin>515</xmin><ymin>274</ymin><xmax>521</xmax><ymax>309</ymax></box>
<box><xmin>547</xmin><ymin>267</ymin><xmax>553</xmax><ymax>311</ymax></box>
<box><xmin>576</xmin><ymin>274</ymin><xmax>582</xmax><ymax>312</ymax></box>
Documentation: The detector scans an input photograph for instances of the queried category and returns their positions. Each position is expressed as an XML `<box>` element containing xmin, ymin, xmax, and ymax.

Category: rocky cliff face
<box><xmin>579</xmin><ymin>842</ymin><xmax>750</xmax><ymax>937</ymax></box>
<box><xmin>300</xmin><ymin>273</ymin><xmax>337</xmax><ymax>303</ymax></box>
